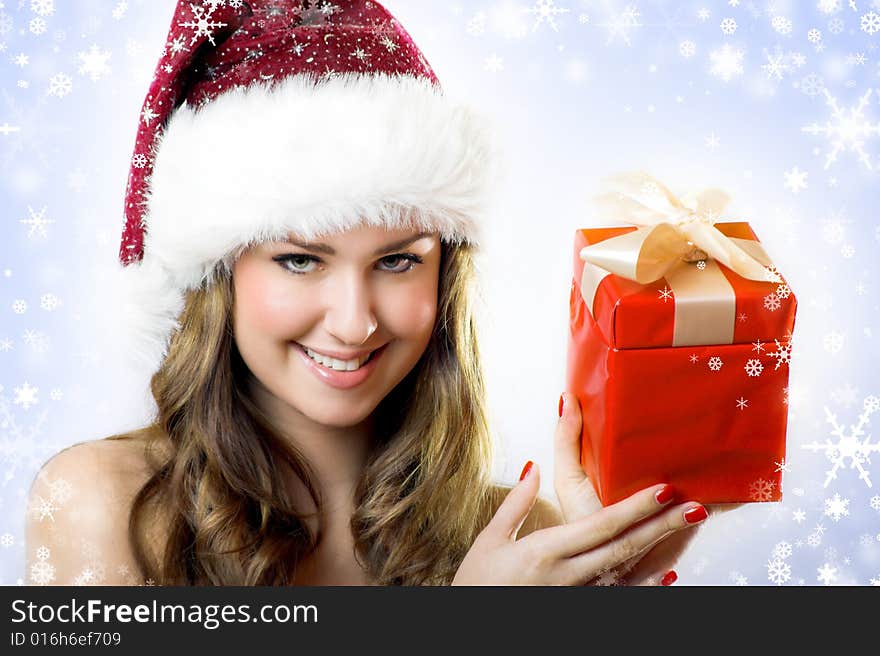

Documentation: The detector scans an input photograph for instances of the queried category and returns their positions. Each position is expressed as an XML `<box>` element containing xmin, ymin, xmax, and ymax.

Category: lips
<box><xmin>293</xmin><ymin>342</ymin><xmax>388</xmax><ymax>390</ymax></box>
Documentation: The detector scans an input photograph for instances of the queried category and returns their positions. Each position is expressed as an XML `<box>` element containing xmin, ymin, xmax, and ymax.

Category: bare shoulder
<box><xmin>487</xmin><ymin>484</ymin><xmax>564</xmax><ymax>537</ymax></box>
<box><xmin>25</xmin><ymin>436</ymin><xmax>157</xmax><ymax>585</ymax></box>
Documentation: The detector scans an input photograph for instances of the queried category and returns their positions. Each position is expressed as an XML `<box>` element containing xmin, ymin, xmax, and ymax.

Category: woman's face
<box><xmin>232</xmin><ymin>224</ymin><xmax>442</xmax><ymax>428</ymax></box>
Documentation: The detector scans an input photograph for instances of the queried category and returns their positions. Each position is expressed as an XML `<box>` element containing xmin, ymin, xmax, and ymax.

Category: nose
<box><xmin>322</xmin><ymin>270</ymin><xmax>378</xmax><ymax>346</ymax></box>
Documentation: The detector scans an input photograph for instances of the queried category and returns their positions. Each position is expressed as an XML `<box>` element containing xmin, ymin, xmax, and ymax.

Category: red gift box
<box><xmin>566</xmin><ymin>222</ymin><xmax>797</xmax><ymax>506</ymax></box>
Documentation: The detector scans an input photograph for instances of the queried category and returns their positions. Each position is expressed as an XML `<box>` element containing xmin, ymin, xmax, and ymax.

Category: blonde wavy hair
<box><xmin>106</xmin><ymin>239</ymin><xmax>498</xmax><ymax>585</ymax></box>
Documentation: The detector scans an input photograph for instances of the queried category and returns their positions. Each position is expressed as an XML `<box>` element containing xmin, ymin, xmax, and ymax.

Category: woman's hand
<box><xmin>553</xmin><ymin>391</ymin><xmax>742</xmax><ymax>585</ymax></box>
<box><xmin>451</xmin><ymin>460</ymin><xmax>709</xmax><ymax>585</ymax></box>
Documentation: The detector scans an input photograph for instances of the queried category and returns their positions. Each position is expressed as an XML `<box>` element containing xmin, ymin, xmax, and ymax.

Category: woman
<box><xmin>25</xmin><ymin>0</ymin><xmax>711</xmax><ymax>586</ymax></box>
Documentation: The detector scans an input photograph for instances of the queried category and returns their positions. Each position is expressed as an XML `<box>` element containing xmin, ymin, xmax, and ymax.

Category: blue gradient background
<box><xmin>1</xmin><ymin>0</ymin><xmax>878</xmax><ymax>585</ymax></box>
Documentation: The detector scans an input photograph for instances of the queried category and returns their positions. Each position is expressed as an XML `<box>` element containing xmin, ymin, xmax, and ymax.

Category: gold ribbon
<box><xmin>579</xmin><ymin>172</ymin><xmax>777</xmax><ymax>347</ymax></box>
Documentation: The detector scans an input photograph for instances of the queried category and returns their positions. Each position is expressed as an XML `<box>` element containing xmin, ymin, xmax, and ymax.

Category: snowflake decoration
<box><xmin>870</xmin><ymin>495</ymin><xmax>880</xmax><ymax>510</ymax></box>
<box><xmin>817</xmin><ymin>563</ymin><xmax>837</xmax><ymax>585</ymax></box>
<box><xmin>771</xmin><ymin>15</ymin><xmax>793</xmax><ymax>35</ymax></box>
<box><xmin>658</xmin><ymin>285</ymin><xmax>673</xmax><ymax>302</ymax></box>
<box><xmin>767</xmin><ymin>338</ymin><xmax>792</xmax><ymax>370</ymax></box>
<box><xmin>709</xmin><ymin>43</ymin><xmax>744</xmax><ymax>81</ymax></box>
<box><xmin>525</xmin><ymin>0</ymin><xmax>570</xmax><ymax>32</ymax></box>
<box><xmin>802</xmin><ymin>398</ymin><xmax>880</xmax><ymax>488</ymax></box>
<box><xmin>708</xmin><ymin>356</ymin><xmax>723</xmax><ymax>371</ymax></box>
<box><xmin>39</xmin><ymin>293</ymin><xmax>58</xmax><ymax>311</ymax></box>
<box><xmin>679</xmin><ymin>40</ymin><xmax>696</xmax><ymax>57</ymax></box>
<box><xmin>178</xmin><ymin>2</ymin><xmax>228</xmax><ymax>47</ymax></box>
<box><xmin>46</xmin><ymin>72</ymin><xmax>72</xmax><ymax>98</ymax></box>
<box><xmin>13</xmin><ymin>382</ymin><xmax>38</xmax><ymax>410</ymax></box>
<box><xmin>818</xmin><ymin>0</ymin><xmax>842</xmax><ymax>14</ymax></box>
<box><xmin>772</xmin><ymin>541</ymin><xmax>792</xmax><ymax>560</ymax></box>
<box><xmin>30</xmin><ymin>559</ymin><xmax>55</xmax><ymax>585</ymax></box>
<box><xmin>744</xmin><ymin>358</ymin><xmax>764</xmax><ymax>377</ymax></box>
<box><xmin>12</xmin><ymin>299</ymin><xmax>26</xmax><ymax>314</ymax></box>
<box><xmin>736</xmin><ymin>397</ymin><xmax>749</xmax><ymax>410</ymax></box>
<box><xmin>749</xmin><ymin>477</ymin><xmax>775</xmax><ymax>501</ymax></box>
<box><xmin>763</xmin><ymin>292</ymin><xmax>782</xmax><ymax>311</ymax></box>
<box><xmin>862</xmin><ymin>11</ymin><xmax>880</xmax><ymax>35</ymax></box>
<box><xmin>824</xmin><ymin>492</ymin><xmax>851</xmax><ymax>521</ymax></box>
<box><xmin>798</xmin><ymin>72</ymin><xmax>824</xmax><ymax>96</ymax></box>
<box><xmin>76</xmin><ymin>44</ymin><xmax>111</xmax><ymax>82</ymax></box>
<box><xmin>784</xmin><ymin>166</ymin><xmax>808</xmax><ymax>193</ymax></box>
<box><xmin>762</xmin><ymin>47</ymin><xmax>793</xmax><ymax>81</ymax></box>
<box><xmin>28</xmin><ymin>17</ymin><xmax>45</xmax><ymax>35</ymax></box>
<box><xmin>720</xmin><ymin>17</ymin><xmax>737</xmax><ymax>35</ymax></box>
<box><xmin>141</xmin><ymin>102</ymin><xmax>158</xmax><ymax>126</ymax></box>
<box><xmin>802</xmin><ymin>89</ymin><xmax>880</xmax><ymax>170</ymax></box>
<box><xmin>19</xmin><ymin>205</ymin><xmax>54</xmax><ymax>238</ymax></box>
<box><xmin>601</xmin><ymin>4</ymin><xmax>641</xmax><ymax>46</ymax></box>
<box><xmin>131</xmin><ymin>153</ymin><xmax>148</xmax><ymax>168</ymax></box>
<box><xmin>767</xmin><ymin>558</ymin><xmax>791</xmax><ymax>585</ymax></box>
<box><xmin>30</xmin><ymin>0</ymin><xmax>54</xmax><ymax>17</ymax></box>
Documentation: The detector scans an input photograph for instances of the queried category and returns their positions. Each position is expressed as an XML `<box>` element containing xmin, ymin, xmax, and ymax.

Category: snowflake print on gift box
<box><xmin>802</xmin><ymin>396</ymin><xmax>880</xmax><ymax>488</ymax></box>
<box><xmin>744</xmin><ymin>358</ymin><xmax>764</xmax><ymax>377</ymax></box>
<box><xmin>767</xmin><ymin>338</ymin><xmax>792</xmax><ymax>370</ymax></box>
<box><xmin>749</xmin><ymin>477</ymin><xmax>776</xmax><ymax>501</ymax></box>
<box><xmin>708</xmin><ymin>356</ymin><xmax>723</xmax><ymax>371</ymax></box>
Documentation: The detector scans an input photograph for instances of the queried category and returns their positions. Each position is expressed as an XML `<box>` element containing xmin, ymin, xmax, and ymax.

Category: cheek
<box><xmin>380</xmin><ymin>283</ymin><xmax>438</xmax><ymax>342</ymax></box>
<box><xmin>233</xmin><ymin>262</ymin><xmax>313</xmax><ymax>340</ymax></box>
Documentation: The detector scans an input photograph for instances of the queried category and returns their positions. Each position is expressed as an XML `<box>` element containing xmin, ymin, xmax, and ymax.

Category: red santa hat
<box><xmin>115</xmin><ymin>0</ymin><xmax>499</xmax><ymax>373</ymax></box>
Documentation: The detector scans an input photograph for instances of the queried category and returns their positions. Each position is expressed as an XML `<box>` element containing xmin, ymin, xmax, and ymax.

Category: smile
<box><xmin>293</xmin><ymin>342</ymin><xmax>388</xmax><ymax>390</ymax></box>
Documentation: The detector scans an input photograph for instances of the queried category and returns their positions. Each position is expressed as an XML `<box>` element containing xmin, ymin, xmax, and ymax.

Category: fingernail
<box><xmin>558</xmin><ymin>393</ymin><xmax>565</xmax><ymax>418</ymax></box>
<box><xmin>654</xmin><ymin>484</ymin><xmax>675</xmax><ymax>505</ymax></box>
<box><xmin>684</xmin><ymin>505</ymin><xmax>708</xmax><ymax>524</ymax></box>
<box><xmin>519</xmin><ymin>460</ymin><xmax>534</xmax><ymax>481</ymax></box>
<box><xmin>661</xmin><ymin>570</ymin><xmax>677</xmax><ymax>586</ymax></box>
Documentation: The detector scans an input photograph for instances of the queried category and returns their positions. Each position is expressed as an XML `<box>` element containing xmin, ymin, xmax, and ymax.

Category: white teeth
<box><xmin>304</xmin><ymin>347</ymin><xmax>371</xmax><ymax>371</ymax></box>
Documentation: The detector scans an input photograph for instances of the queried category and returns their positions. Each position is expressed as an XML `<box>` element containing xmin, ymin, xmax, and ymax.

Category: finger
<box><xmin>562</xmin><ymin>501</ymin><xmax>708</xmax><ymax>584</ymax></box>
<box><xmin>483</xmin><ymin>461</ymin><xmax>541</xmax><ymax>543</ymax></box>
<box><xmin>543</xmin><ymin>483</ymin><xmax>678</xmax><ymax>559</ymax></box>
<box><xmin>553</xmin><ymin>392</ymin><xmax>601</xmax><ymax>522</ymax></box>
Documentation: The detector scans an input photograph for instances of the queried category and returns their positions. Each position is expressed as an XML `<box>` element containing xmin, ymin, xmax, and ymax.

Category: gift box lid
<box><xmin>573</xmin><ymin>222</ymin><xmax>797</xmax><ymax>350</ymax></box>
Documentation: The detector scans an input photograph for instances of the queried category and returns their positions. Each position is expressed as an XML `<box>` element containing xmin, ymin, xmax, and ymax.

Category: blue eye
<box><xmin>273</xmin><ymin>253</ymin><xmax>423</xmax><ymax>275</ymax></box>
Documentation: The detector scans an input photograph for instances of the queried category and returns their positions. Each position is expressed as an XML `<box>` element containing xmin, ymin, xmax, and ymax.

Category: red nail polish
<box><xmin>519</xmin><ymin>460</ymin><xmax>534</xmax><ymax>481</ymax></box>
<box><xmin>684</xmin><ymin>505</ymin><xmax>708</xmax><ymax>524</ymax></box>
<box><xmin>654</xmin><ymin>484</ymin><xmax>675</xmax><ymax>505</ymax></box>
<box><xmin>661</xmin><ymin>570</ymin><xmax>677</xmax><ymax>586</ymax></box>
<box><xmin>558</xmin><ymin>394</ymin><xmax>564</xmax><ymax>418</ymax></box>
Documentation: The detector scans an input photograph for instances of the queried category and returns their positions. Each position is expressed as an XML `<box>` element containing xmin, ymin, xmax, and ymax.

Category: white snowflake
<box><xmin>817</xmin><ymin>563</ymin><xmax>838</xmax><ymax>585</ymax></box>
<box><xmin>131</xmin><ymin>153</ymin><xmax>148</xmax><ymax>169</ymax></box>
<box><xmin>76</xmin><ymin>44</ymin><xmax>111</xmax><ymax>82</ymax></box>
<box><xmin>708</xmin><ymin>356</ymin><xmax>724</xmax><ymax>371</ymax></box>
<box><xmin>709</xmin><ymin>43</ymin><xmax>744</xmax><ymax>81</ymax></box>
<box><xmin>772</xmin><ymin>15</ymin><xmax>793</xmax><ymax>35</ymax></box>
<box><xmin>39</xmin><ymin>293</ymin><xmax>58</xmax><ymax>311</ymax></box>
<box><xmin>807</xmin><ymin>532</ymin><xmax>822</xmax><ymax>547</ymax></box>
<box><xmin>767</xmin><ymin>558</ymin><xmax>791</xmax><ymax>585</ymax></box>
<box><xmin>13</xmin><ymin>382</ymin><xmax>38</xmax><ymax>410</ymax></box>
<box><xmin>762</xmin><ymin>47</ymin><xmax>793</xmax><ymax>80</ymax></box>
<box><xmin>749</xmin><ymin>477</ymin><xmax>776</xmax><ymax>501</ymax></box>
<box><xmin>767</xmin><ymin>338</ymin><xmax>792</xmax><ymax>370</ymax></box>
<box><xmin>525</xmin><ymin>0</ymin><xmax>570</xmax><ymax>32</ymax></box>
<box><xmin>30</xmin><ymin>559</ymin><xmax>55</xmax><ymax>585</ymax></box>
<box><xmin>141</xmin><ymin>102</ymin><xmax>159</xmax><ymax>126</ymax></box>
<box><xmin>834</xmin><ymin>383</ymin><xmax>864</xmax><ymax>406</ymax></box>
<box><xmin>799</xmin><ymin>73</ymin><xmax>825</xmax><ymax>97</ymax></box>
<box><xmin>0</xmin><ymin>533</ymin><xmax>13</xmax><ymax>547</ymax></box>
<box><xmin>818</xmin><ymin>0</ymin><xmax>842</xmax><ymax>14</ymax></box>
<box><xmin>720</xmin><ymin>17</ymin><xmax>737</xmax><ymax>34</ymax></box>
<box><xmin>658</xmin><ymin>285</ymin><xmax>673</xmax><ymax>302</ymax></box>
<box><xmin>792</xmin><ymin>508</ymin><xmax>806</xmax><ymax>523</ymax></box>
<box><xmin>28</xmin><ymin>16</ymin><xmax>45</xmax><ymax>35</ymax></box>
<box><xmin>679</xmin><ymin>40</ymin><xmax>696</xmax><ymax>57</ymax></box>
<box><xmin>824</xmin><ymin>492</ymin><xmax>851</xmax><ymax>521</ymax></box>
<box><xmin>803</xmin><ymin>399</ymin><xmax>880</xmax><ymax>488</ymax></box>
<box><xmin>601</xmin><ymin>4</ymin><xmax>642</xmax><ymax>45</ymax></box>
<box><xmin>828</xmin><ymin>17</ymin><xmax>845</xmax><ymax>34</ymax></box>
<box><xmin>870</xmin><ymin>495</ymin><xmax>880</xmax><ymax>510</ymax></box>
<box><xmin>862</xmin><ymin>11</ymin><xmax>880</xmax><ymax>34</ymax></box>
<box><xmin>802</xmin><ymin>89</ymin><xmax>880</xmax><ymax>170</ymax></box>
<box><xmin>23</xmin><ymin>329</ymin><xmax>49</xmax><ymax>353</ymax></box>
<box><xmin>12</xmin><ymin>299</ymin><xmax>26</xmax><ymax>314</ymax></box>
<box><xmin>178</xmin><ymin>2</ymin><xmax>228</xmax><ymax>46</ymax></box>
<box><xmin>808</xmin><ymin>28</ymin><xmax>823</xmax><ymax>43</ymax></box>
<box><xmin>772</xmin><ymin>541</ymin><xmax>793</xmax><ymax>560</ymax></box>
<box><xmin>736</xmin><ymin>397</ymin><xmax>749</xmax><ymax>409</ymax></box>
<box><xmin>19</xmin><ymin>205</ymin><xmax>54</xmax><ymax>238</ymax></box>
<box><xmin>30</xmin><ymin>0</ymin><xmax>54</xmax><ymax>17</ymax></box>
<box><xmin>46</xmin><ymin>72</ymin><xmax>71</xmax><ymax>98</ymax></box>
<box><xmin>112</xmin><ymin>1</ymin><xmax>128</xmax><ymax>20</ymax></box>
<box><xmin>744</xmin><ymin>358</ymin><xmax>764</xmax><ymax>377</ymax></box>
<box><xmin>823</xmin><ymin>330</ymin><xmax>844</xmax><ymax>354</ymax></box>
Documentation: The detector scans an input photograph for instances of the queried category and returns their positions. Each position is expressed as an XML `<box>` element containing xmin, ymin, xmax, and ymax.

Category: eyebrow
<box><xmin>285</xmin><ymin>231</ymin><xmax>433</xmax><ymax>256</ymax></box>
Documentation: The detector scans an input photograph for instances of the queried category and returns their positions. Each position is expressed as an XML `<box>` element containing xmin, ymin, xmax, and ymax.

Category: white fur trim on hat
<box><xmin>124</xmin><ymin>72</ymin><xmax>501</xmax><ymax>373</ymax></box>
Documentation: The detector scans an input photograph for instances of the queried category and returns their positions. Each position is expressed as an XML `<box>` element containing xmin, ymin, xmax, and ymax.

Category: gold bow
<box><xmin>580</xmin><ymin>171</ymin><xmax>772</xmax><ymax>283</ymax></box>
